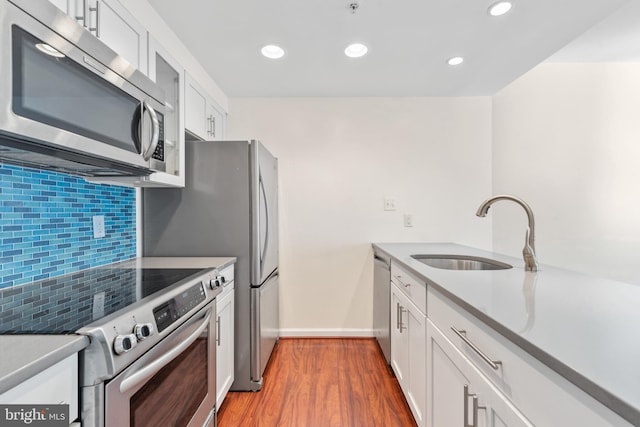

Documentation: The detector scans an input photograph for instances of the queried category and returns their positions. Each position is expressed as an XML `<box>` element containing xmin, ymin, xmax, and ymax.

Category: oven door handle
<box><xmin>119</xmin><ymin>308</ymin><xmax>212</xmax><ymax>393</ymax></box>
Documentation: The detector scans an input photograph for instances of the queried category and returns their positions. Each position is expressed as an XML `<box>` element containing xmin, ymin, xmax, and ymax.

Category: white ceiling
<box><xmin>147</xmin><ymin>0</ymin><xmax>633</xmax><ymax>97</ymax></box>
<box><xmin>547</xmin><ymin>0</ymin><xmax>640</xmax><ymax>62</ymax></box>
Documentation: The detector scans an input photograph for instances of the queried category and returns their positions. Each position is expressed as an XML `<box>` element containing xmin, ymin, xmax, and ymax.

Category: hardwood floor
<box><xmin>217</xmin><ymin>338</ymin><xmax>417</xmax><ymax>427</ymax></box>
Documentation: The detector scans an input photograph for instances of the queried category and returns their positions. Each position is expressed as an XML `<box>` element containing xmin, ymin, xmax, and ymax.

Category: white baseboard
<box><xmin>279</xmin><ymin>328</ymin><xmax>373</xmax><ymax>338</ymax></box>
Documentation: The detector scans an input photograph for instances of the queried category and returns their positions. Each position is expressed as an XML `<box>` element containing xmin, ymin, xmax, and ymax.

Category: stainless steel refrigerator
<box><xmin>142</xmin><ymin>139</ymin><xmax>279</xmax><ymax>391</ymax></box>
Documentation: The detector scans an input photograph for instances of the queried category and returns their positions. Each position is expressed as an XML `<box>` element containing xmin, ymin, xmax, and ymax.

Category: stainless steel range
<box><xmin>0</xmin><ymin>257</ymin><xmax>232</xmax><ymax>427</ymax></box>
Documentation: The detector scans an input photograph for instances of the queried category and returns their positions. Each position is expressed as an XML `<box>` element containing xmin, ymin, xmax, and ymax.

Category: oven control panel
<box><xmin>152</xmin><ymin>283</ymin><xmax>206</xmax><ymax>333</ymax></box>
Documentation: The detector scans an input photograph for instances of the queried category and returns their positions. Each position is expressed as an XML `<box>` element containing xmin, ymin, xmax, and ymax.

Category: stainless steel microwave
<box><xmin>0</xmin><ymin>0</ymin><xmax>166</xmax><ymax>177</ymax></box>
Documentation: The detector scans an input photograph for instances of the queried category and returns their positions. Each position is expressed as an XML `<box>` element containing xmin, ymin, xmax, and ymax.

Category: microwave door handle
<box><xmin>119</xmin><ymin>308</ymin><xmax>213</xmax><ymax>393</ymax></box>
<box><xmin>141</xmin><ymin>101</ymin><xmax>160</xmax><ymax>161</ymax></box>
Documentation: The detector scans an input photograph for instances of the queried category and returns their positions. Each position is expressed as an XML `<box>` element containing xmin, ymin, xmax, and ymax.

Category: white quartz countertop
<box><xmin>0</xmin><ymin>256</ymin><xmax>236</xmax><ymax>395</ymax></box>
<box><xmin>111</xmin><ymin>256</ymin><xmax>237</xmax><ymax>270</ymax></box>
<box><xmin>373</xmin><ymin>242</ymin><xmax>640</xmax><ymax>426</ymax></box>
<box><xmin>0</xmin><ymin>335</ymin><xmax>89</xmax><ymax>394</ymax></box>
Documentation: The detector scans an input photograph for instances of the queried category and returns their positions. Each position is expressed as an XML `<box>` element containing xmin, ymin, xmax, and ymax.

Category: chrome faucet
<box><xmin>476</xmin><ymin>195</ymin><xmax>539</xmax><ymax>272</ymax></box>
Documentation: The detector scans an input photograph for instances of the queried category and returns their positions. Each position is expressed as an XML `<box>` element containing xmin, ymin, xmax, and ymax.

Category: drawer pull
<box><xmin>451</xmin><ymin>327</ymin><xmax>502</xmax><ymax>370</ymax></box>
<box><xmin>395</xmin><ymin>275</ymin><xmax>411</xmax><ymax>288</ymax></box>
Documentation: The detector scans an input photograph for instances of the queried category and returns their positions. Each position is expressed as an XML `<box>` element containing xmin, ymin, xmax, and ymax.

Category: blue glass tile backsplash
<box><xmin>0</xmin><ymin>163</ymin><xmax>136</xmax><ymax>288</ymax></box>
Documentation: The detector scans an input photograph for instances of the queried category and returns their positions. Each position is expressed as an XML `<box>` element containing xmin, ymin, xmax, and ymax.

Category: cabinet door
<box><xmin>146</xmin><ymin>37</ymin><xmax>186</xmax><ymax>187</ymax></box>
<box><xmin>48</xmin><ymin>0</ymin><xmax>146</xmax><ymax>73</ymax></box>
<box><xmin>407</xmin><ymin>303</ymin><xmax>426</xmax><ymax>426</ymax></box>
<box><xmin>47</xmin><ymin>0</ymin><xmax>84</xmax><ymax>25</ymax></box>
<box><xmin>207</xmin><ymin>100</ymin><xmax>226</xmax><ymax>141</ymax></box>
<box><xmin>427</xmin><ymin>320</ymin><xmax>470</xmax><ymax>427</ymax></box>
<box><xmin>48</xmin><ymin>0</ymin><xmax>69</xmax><ymax>13</ymax></box>
<box><xmin>216</xmin><ymin>286</ymin><xmax>235</xmax><ymax>409</ymax></box>
<box><xmin>185</xmin><ymin>74</ymin><xmax>227</xmax><ymax>141</ymax></box>
<box><xmin>390</xmin><ymin>284</ymin><xmax>409</xmax><ymax>391</ymax></box>
<box><xmin>185</xmin><ymin>74</ymin><xmax>208</xmax><ymax>140</ymax></box>
<box><xmin>427</xmin><ymin>320</ymin><xmax>533</xmax><ymax>427</ymax></box>
<box><xmin>91</xmin><ymin>0</ymin><xmax>148</xmax><ymax>73</ymax></box>
<box><xmin>0</xmin><ymin>354</ymin><xmax>79</xmax><ymax>423</ymax></box>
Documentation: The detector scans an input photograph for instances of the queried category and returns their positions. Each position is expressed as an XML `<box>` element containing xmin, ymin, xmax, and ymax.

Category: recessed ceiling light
<box><xmin>261</xmin><ymin>45</ymin><xmax>285</xmax><ymax>59</ymax></box>
<box><xmin>447</xmin><ymin>56</ymin><xmax>464</xmax><ymax>66</ymax></box>
<box><xmin>344</xmin><ymin>43</ymin><xmax>368</xmax><ymax>58</ymax></box>
<box><xmin>488</xmin><ymin>1</ymin><xmax>512</xmax><ymax>17</ymax></box>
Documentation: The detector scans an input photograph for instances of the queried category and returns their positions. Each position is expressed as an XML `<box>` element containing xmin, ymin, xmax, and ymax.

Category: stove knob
<box><xmin>113</xmin><ymin>334</ymin><xmax>137</xmax><ymax>355</ymax></box>
<box><xmin>213</xmin><ymin>277</ymin><xmax>221</xmax><ymax>287</ymax></box>
<box><xmin>219</xmin><ymin>275</ymin><xmax>226</xmax><ymax>284</ymax></box>
<box><xmin>134</xmin><ymin>323</ymin><xmax>154</xmax><ymax>340</ymax></box>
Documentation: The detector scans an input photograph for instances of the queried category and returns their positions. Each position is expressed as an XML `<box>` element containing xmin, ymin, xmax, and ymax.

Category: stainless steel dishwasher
<box><xmin>373</xmin><ymin>249</ymin><xmax>391</xmax><ymax>364</ymax></box>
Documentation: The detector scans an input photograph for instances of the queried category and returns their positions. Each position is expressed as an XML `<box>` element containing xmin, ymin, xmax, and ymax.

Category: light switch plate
<box><xmin>404</xmin><ymin>214</ymin><xmax>413</xmax><ymax>227</ymax></box>
<box><xmin>384</xmin><ymin>197</ymin><xmax>397</xmax><ymax>211</ymax></box>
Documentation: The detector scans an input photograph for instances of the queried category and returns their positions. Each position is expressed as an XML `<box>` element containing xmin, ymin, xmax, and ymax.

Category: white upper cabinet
<box><xmin>90</xmin><ymin>0</ymin><xmax>148</xmax><ymax>73</ymax></box>
<box><xmin>47</xmin><ymin>0</ymin><xmax>70</xmax><ymax>13</ymax></box>
<box><xmin>185</xmin><ymin>73</ymin><xmax>226</xmax><ymax>141</ymax></box>
<box><xmin>48</xmin><ymin>0</ymin><xmax>147</xmax><ymax>74</ymax></box>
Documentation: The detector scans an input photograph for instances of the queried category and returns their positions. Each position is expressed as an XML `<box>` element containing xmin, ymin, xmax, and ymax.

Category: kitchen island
<box><xmin>374</xmin><ymin>242</ymin><xmax>640</xmax><ymax>426</ymax></box>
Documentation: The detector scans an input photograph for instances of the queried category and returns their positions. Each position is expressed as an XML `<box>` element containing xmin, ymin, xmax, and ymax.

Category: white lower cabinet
<box><xmin>427</xmin><ymin>319</ymin><xmax>532</xmax><ymax>427</ymax></box>
<box><xmin>0</xmin><ymin>354</ymin><xmax>79</xmax><ymax>425</ymax></box>
<box><xmin>427</xmin><ymin>286</ymin><xmax>632</xmax><ymax>427</ymax></box>
<box><xmin>391</xmin><ymin>274</ymin><xmax>426</xmax><ymax>426</ymax></box>
<box><xmin>216</xmin><ymin>281</ymin><xmax>235</xmax><ymax>409</ymax></box>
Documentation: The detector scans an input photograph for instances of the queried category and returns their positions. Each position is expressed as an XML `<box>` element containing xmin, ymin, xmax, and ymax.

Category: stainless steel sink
<box><xmin>411</xmin><ymin>254</ymin><xmax>512</xmax><ymax>271</ymax></box>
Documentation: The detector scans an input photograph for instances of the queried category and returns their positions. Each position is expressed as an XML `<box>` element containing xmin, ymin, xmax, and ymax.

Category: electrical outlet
<box><xmin>93</xmin><ymin>215</ymin><xmax>106</xmax><ymax>238</ymax></box>
<box><xmin>92</xmin><ymin>292</ymin><xmax>105</xmax><ymax>320</ymax></box>
<box><xmin>404</xmin><ymin>214</ymin><xmax>413</xmax><ymax>227</ymax></box>
<box><xmin>384</xmin><ymin>197</ymin><xmax>397</xmax><ymax>211</ymax></box>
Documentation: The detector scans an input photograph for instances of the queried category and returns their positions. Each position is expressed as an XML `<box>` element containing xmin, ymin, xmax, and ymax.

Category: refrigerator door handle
<box><xmin>259</xmin><ymin>171</ymin><xmax>269</xmax><ymax>280</ymax></box>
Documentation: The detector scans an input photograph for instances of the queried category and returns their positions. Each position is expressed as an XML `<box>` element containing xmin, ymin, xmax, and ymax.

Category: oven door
<box><xmin>105</xmin><ymin>303</ymin><xmax>217</xmax><ymax>427</ymax></box>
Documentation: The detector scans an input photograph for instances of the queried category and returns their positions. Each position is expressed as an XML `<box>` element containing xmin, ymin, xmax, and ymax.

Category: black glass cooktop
<box><xmin>0</xmin><ymin>267</ymin><xmax>205</xmax><ymax>334</ymax></box>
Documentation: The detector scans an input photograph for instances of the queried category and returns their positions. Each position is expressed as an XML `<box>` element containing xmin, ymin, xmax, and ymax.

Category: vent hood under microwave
<box><xmin>0</xmin><ymin>0</ymin><xmax>167</xmax><ymax>178</ymax></box>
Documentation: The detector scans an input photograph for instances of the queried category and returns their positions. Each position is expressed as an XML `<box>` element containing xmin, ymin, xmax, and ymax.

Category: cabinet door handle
<box><xmin>76</xmin><ymin>0</ymin><xmax>86</xmax><ymax>26</ymax></box>
<box><xmin>88</xmin><ymin>1</ymin><xmax>100</xmax><ymax>37</ymax></box>
<box><xmin>464</xmin><ymin>385</ymin><xmax>478</xmax><ymax>427</ymax></box>
<box><xmin>399</xmin><ymin>306</ymin><xmax>407</xmax><ymax>333</ymax></box>
<box><xmin>212</xmin><ymin>116</ymin><xmax>216</xmax><ymax>138</ymax></box>
<box><xmin>396</xmin><ymin>302</ymin><xmax>401</xmax><ymax>330</ymax></box>
<box><xmin>216</xmin><ymin>315</ymin><xmax>221</xmax><ymax>346</ymax></box>
<box><xmin>451</xmin><ymin>327</ymin><xmax>502</xmax><ymax>370</ymax></box>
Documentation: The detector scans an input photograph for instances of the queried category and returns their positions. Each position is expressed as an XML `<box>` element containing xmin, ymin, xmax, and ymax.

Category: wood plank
<box><xmin>218</xmin><ymin>338</ymin><xmax>417</xmax><ymax>427</ymax></box>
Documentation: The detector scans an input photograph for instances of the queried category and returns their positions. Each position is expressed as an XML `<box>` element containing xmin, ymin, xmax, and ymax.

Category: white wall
<box><xmin>228</xmin><ymin>98</ymin><xmax>492</xmax><ymax>335</ymax></box>
<box><xmin>492</xmin><ymin>63</ymin><xmax>640</xmax><ymax>284</ymax></box>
